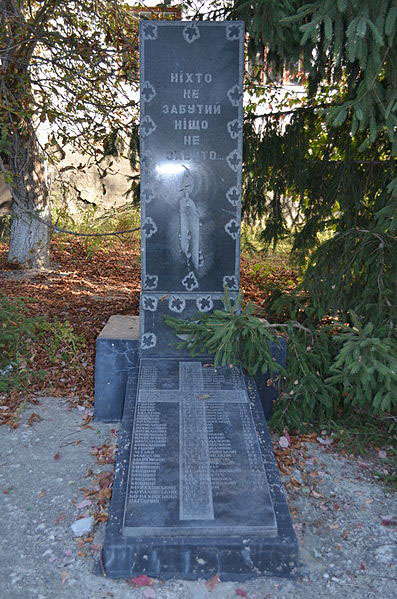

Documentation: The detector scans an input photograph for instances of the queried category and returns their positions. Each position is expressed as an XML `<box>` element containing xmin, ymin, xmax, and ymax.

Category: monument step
<box><xmin>98</xmin><ymin>358</ymin><xmax>298</xmax><ymax>579</ymax></box>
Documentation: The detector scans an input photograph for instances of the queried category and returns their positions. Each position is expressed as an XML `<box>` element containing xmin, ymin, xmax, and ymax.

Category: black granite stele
<box><xmin>139</xmin><ymin>20</ymin><xmax>244</xmax><ymax>356</ymax></box>
<box><xmin>140</xmin><ymin>21</ymin><xmax>243</xmax><ymax>296</ymax></box>
<box><xmin>95</xmin><ymin>21</ymin><xmax>298</xmax><ymax>581</ymax></box>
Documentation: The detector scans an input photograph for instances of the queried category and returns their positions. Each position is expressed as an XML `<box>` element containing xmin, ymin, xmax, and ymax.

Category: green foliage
<box><xmin>38</xmin><ymin>320</ymin><xmax>85</xmax><ymax>362</ymax></box>
<box><xmin>0</xmin><ymin>295</ymin><xmax>39</xmax><ymax>372</ymax></box>
<box><xmin>0</xmin><ymin>1</ymin><xmax>140</xmax><ymax>265</ymax></box>
<box><xmin>0</xmin><ymin>295</ymin><xmax>85</xmax><ymax>392</ymax></box>
<box><xmin>276</xmin><ymin>324</ymin><xmax>338</xmax><ymax>425</ymax></box>
<box><xmin>231</xmin><ymin>0</ymin><xmax>397</xmax><ymax>153</ymax></box>
<box><xmin>165</xmin><ymin>290</ymin><xmax>397</xmax><ymax>430</ymax></box>
<box><xmin>273</xmin><ymin>317</ymin><xmax>397</xmax><ymax>429</ymax></box>
<box><xmin>327</xmin><ymin>314</ymin><xmax>397</xmax><ymax>414</ymax></box>
<box><xmin>302</xmin><ymin>229</ymin><xmax>397</xmax><ymax>325</ymax></box>
<box><xmin>164</xmin><ymin>288</ymin><xmax>286</xmax><ymax>377</ymax></box>
<box><xmin>304</xmin><ymin>415</ymin><xmax>397</xmax><ymax>458</ymax></box>
<box><xmin>0</xmin><ymin>1</ymin><xmax>140</xmax><ymax>159</ymax></box>
<box><xmin>221</xmin><ymin>0</ymin><xmax>397</xmax><ymax>339</ymax></box>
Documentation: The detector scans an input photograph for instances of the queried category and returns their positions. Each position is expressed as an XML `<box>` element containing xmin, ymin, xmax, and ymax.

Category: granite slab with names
<box><xmin>96</xmin><ymin>21</ymin><xmax>298</xmax><ymax>580</ymax></box>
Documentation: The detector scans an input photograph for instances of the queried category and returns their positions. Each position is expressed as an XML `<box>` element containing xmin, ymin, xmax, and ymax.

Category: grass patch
<box><xmin>0</xmin><ymin>295</ymin><xmax>85</xmax><ymax>394</ymax></box>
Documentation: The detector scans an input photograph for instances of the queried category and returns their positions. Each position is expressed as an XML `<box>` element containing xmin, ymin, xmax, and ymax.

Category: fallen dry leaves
<box><xmin>0</xmin><ymin>237</ymin><xmax>141</xmax><ymax>425</ymax></box>
<box><xmin>74</xmin><ymin>445</ymin><xmax>116</xmax><ymax>534</ymax></box>
<box><xmin>1</xmin><ymin>238</ymin><xmax>300</xmax><ymax>426</ymax></box>
<box><xmin>91</xmin><ymin>444</ymin><xmax>116</xmax><ymax>464</ymax></box>
<box><xmin>128</xmin><ymin>574</ymin><xmax>156</xmax><ymax>587</ymax></box>
<box><xmin>274</xmin><ymin>431</ymin><xmax>322</xmax><ymax>493</ymax></box>
<box><xmin>240</xmin><ymin>253</ymin><xmax>299</xmax><ymax>317</ymax></box>
<box><xmin>205</xmin><ymin>574</ymin><xmax>221</xmax><ymax>590</ymax></box>
<box><xmin>27</xmin><ymin>412</ymin><xmax>42</xmax><ymax>426</ymax></box>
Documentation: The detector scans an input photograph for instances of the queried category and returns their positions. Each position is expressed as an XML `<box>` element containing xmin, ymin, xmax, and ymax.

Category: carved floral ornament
<box><xmin>227</xmin><ymin>119</ymin><xmax>243</xmax><ymax>139</ymax></box>
<box><xmin>223</xmin><ymin>275</ymin><xmax>238</xmax><ymax>290</ymax></box>
<box><xmin>226</xmin><ymin>186</ymin><xmax>240</xmax><ymax>206</ymax></box>
<box><xmin>141</xmin><ymin>81</ymin><xmax>156</xmax><ymax>103</ymax></box>
<box><xmin>226</xmin><ymin>23</ymin><xmax>243</xmax><ymax>41</ymax></box>
<box><xmin>227</xmin><ymin>84</ymin><xmax>243</xmax><ymax>107</ymax></box>
<box><xmin>183</xmin><ymin>24</ymin><xmax>200</xmax><ymax>44</ymax></box>
<box><xmin>181</xmin><ymin>271</ymin><xmax>199</xmax><ymax>291</ymax></box>
<box><xmin>141</xmin><ymin>332</ymin><xmax>157</xmax><ymax>349</ymax></box>
<box><xmin>141</xmin><ymin>115</ymin><xmax>156</xmax><ymax>138</ymax></box>
<box><xmin>169</xmin><ymin>295</ymin><xmax>186</xmax><ymax>313</ymax></box>
<box><xmin>142</xmin><ymin>23</ymin><xmax>158</xmax><ymax>40</ymax></box>
<box><xmin>225</xmin><ymin>218</ymin><xmax>240</xmax><ymax>240</ymax></box>
<box><xmin>142</xmin><ymin>217</ymin><xmax>157</xmax><ymax>238</ymax></box>
<box><xmin>226</xmin><ymin>150</ymin><xmax>242</xmax><ymax>172</ymax></box>
<box><xmin>142</xmin><ymin>295</ymin><xmax>158</xmax><ymax>312</ymax></box>
<box><xmin>142</xmin><ymin>22</ymin><xmax>242</xmax><ymax>44</ymax></box>
<box><xmin>196</xmin><ymin>295</ymin><xmax>213</xmax><ymax>312</ymax></box>
<box><xmin>143</xmin><ymin>274</ymin><xmax>158</xmax><ymax>290</ymax></box>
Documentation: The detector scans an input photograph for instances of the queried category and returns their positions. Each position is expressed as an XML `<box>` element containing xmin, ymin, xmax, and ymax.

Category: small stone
<box><xmin>71</xmin><ymin>516</ymin><xmax>94</xmax><ymax>537</ymax></box>
<box><xmin>374</xmin><ymin>544</ymin><xmax>397</xmax><ymax>564</ymax></box>
<box><xmin>323</xmin><ymin>573</ymin><xmax>329</xmax><ymax>579</ymax></box>
<box><xmin>291</xmin><ymin>469</ymin><xmax>303</xmax><ymax>485</ymax></box>
<box><xmin>313</xmin><ymin>548</ymin><xmax>321</xmax><ymax>558</ymax></box>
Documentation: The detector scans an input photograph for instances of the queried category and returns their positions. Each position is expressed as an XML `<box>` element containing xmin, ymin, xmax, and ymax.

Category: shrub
<box><xmin>0</xmin><ymin>295</ymin><xmax>85</xmax><ymax>392</ymax></box>
<box><xmin>164</xmin><ymin>290</ymin><xmax>397</xmax><ymax>429</ymax></box>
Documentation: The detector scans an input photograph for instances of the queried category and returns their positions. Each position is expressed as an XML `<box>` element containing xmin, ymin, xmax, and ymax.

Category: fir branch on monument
<box><xmin>164</xmin><ymin>289</ymin><xmax>287</xmax><ymax>377</ymax></box>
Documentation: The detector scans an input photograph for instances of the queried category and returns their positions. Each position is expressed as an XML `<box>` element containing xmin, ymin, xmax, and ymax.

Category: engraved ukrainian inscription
<box><xmin>128</xmin><ymin>402</ymin><xmax>177</xmax><ymax>504</ymax></box>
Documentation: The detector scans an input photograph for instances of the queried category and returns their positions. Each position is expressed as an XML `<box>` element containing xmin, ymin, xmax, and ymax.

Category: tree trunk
<box><xmin>7</xmin><ymin>129</ymin><xmax>51</xmax><ymax>269</ymax></box>
<box><xmin>1</xmin><ymin>0</ymin><xmax>52</xmax><ymax>268</ymax></box>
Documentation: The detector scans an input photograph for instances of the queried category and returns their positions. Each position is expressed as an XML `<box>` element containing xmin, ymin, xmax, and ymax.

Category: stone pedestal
<box><xmin>94</xmin><ymin>315</ymin><xmax>285</xmax><ymax>423</ymax></box>
<box><xmin>94</xmin><ymin>316</ymin><xmax>139</xmax><ymax>422</ymax></box>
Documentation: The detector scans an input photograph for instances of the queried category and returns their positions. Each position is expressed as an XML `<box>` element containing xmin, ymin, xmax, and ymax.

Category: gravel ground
<box><xmin>0</xmin><ymin>397</ymin><xmax>396</xmax><ymax>599</ymax></box>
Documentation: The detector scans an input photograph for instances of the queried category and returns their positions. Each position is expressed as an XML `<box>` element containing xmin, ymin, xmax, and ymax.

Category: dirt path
<box><xmin>1</xmin><ymin>398</ymin><xmax>396</xmax><ymax>599</ymax></box>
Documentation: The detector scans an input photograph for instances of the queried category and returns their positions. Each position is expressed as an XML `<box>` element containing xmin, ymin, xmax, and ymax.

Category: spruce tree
<box><xmin>224</xmin><ymin>0</ymin><xmax>397</xmax><ymax>330</ymax></box>
<box><xmin>176</xmin><ymin>1</ymin><xmax>397</xmax><ymax>424</ymax></box>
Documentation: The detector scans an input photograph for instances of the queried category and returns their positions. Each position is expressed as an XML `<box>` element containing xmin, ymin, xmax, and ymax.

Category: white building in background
<box><xmin>0</xmin><ymin>2</ymin><xmax>305</xmax><ymax>220</ymax></box>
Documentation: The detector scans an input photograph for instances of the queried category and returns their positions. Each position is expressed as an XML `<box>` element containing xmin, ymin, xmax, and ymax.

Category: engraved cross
<box><xmin>138</xmin><ymin>362</ymin><xmax>248</xmax><ymax>521</ymax></box>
